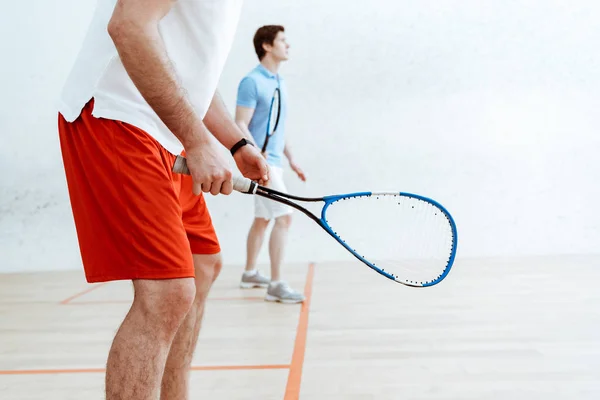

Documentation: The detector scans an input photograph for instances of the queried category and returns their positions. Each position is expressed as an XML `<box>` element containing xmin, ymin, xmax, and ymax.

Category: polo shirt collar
<box><xmin>257</xmin><ymin>63</ymin><xmax>279</xmax><ymax>80</ymax></box>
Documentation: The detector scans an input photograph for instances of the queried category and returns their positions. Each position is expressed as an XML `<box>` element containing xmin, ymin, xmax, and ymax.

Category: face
<box><xmin>267</xmin><ymin>31</ymin><xmax>290</xmax><ymax>61</ymax></box>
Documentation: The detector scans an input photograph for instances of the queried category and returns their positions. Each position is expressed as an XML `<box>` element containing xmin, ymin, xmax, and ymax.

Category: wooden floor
<box><xmin>1</xmin><ymin>254</ymin><xmax>599</xmax><ymax>399</ymax></box>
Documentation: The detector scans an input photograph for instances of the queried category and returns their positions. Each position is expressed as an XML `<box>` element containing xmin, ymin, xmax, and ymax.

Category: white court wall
<box><xmin>1</xmin><ymin>0</ymin><xmax>599</xmax><ymax>273</ymax></box>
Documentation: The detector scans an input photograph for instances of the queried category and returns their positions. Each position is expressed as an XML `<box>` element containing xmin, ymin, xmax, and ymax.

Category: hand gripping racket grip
<box><xmin>172</xmin><ymin>155</ymin><xmax>258</xmax><ymax>194</ymax></box>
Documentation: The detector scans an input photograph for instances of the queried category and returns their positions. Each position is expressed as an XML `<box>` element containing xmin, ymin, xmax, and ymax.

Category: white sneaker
<box><xmin>265</xmin><ymin>281</ymin><xmax>305</xmax><ymax>304</ymax></box>
<box><xmin>240</xmin><ymin>270</ymin><xmax>270</xmax><ymax>288</ymax></box>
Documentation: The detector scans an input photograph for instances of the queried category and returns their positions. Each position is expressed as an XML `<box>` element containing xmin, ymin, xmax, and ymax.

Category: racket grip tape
<box><xmin>232</xmin><ymin>176</ymin><xmax>257</xmax><ymax>194</ymax></box>
<box><xmin>172</xmin><ymin>155</ymin><xmax>257</xmax><ymax>194</ymax></box>
<box><xmin>172</xmin><ymin>155</ymin><xmax>190</xmax><ymax>175</ymax></box>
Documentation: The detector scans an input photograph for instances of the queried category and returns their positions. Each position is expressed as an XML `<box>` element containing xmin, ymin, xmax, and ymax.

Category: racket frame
<box><xmin>261</xmin><ymin>86</ymin><xmax>282</xmax><ymax>153</ymax></box>
<box><xmin>240</xmin><ymin>178</ymin><xmax>458</xmax><ymax>288</ymax></box>
<box><xmin>172</xmin><ymin>155</ymin><xmax>457</xmax><ymax>287</ymax></box>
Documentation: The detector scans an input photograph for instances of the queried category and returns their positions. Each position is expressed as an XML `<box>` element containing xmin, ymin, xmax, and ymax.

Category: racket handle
<box><xmin>232</xmin><ymin>176</ymin><xmax>258</xmax><ymax>194</ymax></box>
<box><xmin>172</xmin><ymin>155</ymin><xmax>190</xmax><ymax>175</ymax></box>
<box><xmin>172</xmin><ymin>155</ymin><xmax>257</xmax><ymax>194</ymax></box>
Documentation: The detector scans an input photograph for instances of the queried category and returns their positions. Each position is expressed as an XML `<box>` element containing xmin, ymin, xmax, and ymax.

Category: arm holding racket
<box><xmin>106</xmin><ymin>0</ymin><xmax>232</xmax><ymax>196</ymax></box>
<box><xmin>173</xmin><ymin>156</ymin><xmax>256</xmax><ymax>193</ymax></box>
<box><xmin>235</xmin><ymin>77</ymin><xmax>265</xmax><ymax>153</ymax></box>
<box><xmin>205</xmin><ymin>91</ymin><xmax>255</xmax><ymax>150</ymax></box>
<box><xmin>204</xmin><ymin>92</ymin><xmax>269</xmax><ymax>184</ymax></box>
<box><xmin>235</xmin><ymin>105</ymin><xmax>260</xmax><ymax>148</ymax></box>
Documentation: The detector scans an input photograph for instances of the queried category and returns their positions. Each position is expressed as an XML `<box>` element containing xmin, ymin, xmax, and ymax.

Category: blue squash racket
<box><xmin>172</xmin><ymin>156</ymin><xmax>457</xmax><ymax>287</ymax></box>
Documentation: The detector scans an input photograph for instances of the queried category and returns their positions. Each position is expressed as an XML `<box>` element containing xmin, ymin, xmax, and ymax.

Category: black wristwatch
<box><xmin>230</xmin><ymin>138</ymin><xmax>254</xmax><ymax>156</ymax></box>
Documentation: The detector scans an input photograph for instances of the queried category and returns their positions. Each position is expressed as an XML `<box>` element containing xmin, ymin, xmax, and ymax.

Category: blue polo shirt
<box><xmin>236</xmin><ymin>64</ymin><xmax>288</xmax><ymax>167</ymax></box>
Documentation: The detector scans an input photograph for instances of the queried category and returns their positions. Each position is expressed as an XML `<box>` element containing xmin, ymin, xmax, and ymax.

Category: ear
<box><xmin>262</xmin><ymin>42</ymin><xmax>273</xmax><ymax>54</ymax></box>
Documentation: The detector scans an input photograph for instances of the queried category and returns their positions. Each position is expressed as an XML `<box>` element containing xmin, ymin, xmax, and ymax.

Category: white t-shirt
<box><xmin>58</xmin><ymin>0</ymin><xmax>244</xmax><ymax>155</ymax></box>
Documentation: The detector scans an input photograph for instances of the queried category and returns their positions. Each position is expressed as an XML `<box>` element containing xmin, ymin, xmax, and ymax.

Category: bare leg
<box><xmin>244</xmin><ymin>218</ymin><xmax>270</xmax><ymax>272</ymax></box>
<box><xmin>268</xmin><ymin>214</ymin><xmax>292</xmax><ymax>282</ymax></box>
<box><xmin>160</xmin><ymin>253</ymin><xmax>223</xmax><ymax>400</ymax></box>
<box><xmin>105</xmin><ymin>278</ymin><xmax>196</xmax><ymax>400</ymax></box>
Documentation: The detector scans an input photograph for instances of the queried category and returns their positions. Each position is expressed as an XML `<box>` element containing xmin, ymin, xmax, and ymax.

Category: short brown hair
<box><xmin>253</xmin><ymin>25</ymin><xmax>285</xmax><ymax>60</ymax></box>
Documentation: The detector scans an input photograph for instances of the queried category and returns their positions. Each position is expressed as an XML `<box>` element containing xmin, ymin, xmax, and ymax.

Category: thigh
<box><xmin>58</xmin><ymin>99</ymin><xmax>195</xmax><ymax>283</ymax></box>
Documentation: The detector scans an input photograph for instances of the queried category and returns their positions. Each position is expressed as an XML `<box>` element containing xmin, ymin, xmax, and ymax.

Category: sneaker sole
<box><xmin>265</xmin><ymin>294</ymin><xmax>305</xmax><ymax>304</ymax></box>
<box><xmin>240</xmin><ymin>282</ymin><xmax>268</xmax><ymax>289</ymax></box>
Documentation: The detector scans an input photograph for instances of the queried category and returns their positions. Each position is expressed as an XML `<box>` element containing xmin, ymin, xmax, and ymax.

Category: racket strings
<box><xmin>323</xmin><ymin>194</ymin><xmax>455</xmax><ymax>285</ymax></box>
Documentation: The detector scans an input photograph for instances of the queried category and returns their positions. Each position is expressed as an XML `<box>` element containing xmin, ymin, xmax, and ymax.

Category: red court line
<box><xmin>0</xmin><ymin>364</ymin><xmax>290</xmax><ymax>376</ymax></box>
<box><xmin>59</xmin><ymin>283</ymin><xmax>108</xmax><ymax>305</ymax></box>
<box><xmin>284</xmin><ymin>262</ymin><xmax>316</xmax><ymax>400</ymax></box>
<box><xmin>64</xmin><ymin>296</ymin><xmax>265</xmax><ymax>305</ymax></box>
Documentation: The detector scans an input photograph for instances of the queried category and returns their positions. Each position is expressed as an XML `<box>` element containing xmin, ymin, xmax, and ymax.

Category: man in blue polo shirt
<box><xmin>235</xmin><ymin>25</ymin><xmax>307</xmax><ymax>303</ymax></box>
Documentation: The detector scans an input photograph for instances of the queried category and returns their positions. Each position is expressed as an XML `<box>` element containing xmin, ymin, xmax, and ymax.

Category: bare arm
<box><xmin>234</xmin><ymin>105</ymin><xmax>258</xmax><ymax>146</ymax></box>
<box><xmin>107</xmin><ymin>0</ymin><xmax>210</xmax><ymax>150</ymax></box>
<box><xmin>203</xmin><ymin>91</ymin><xmax>250</xmax><ymax>149</ymax></box>
<box><xmin>283</xmin><ymin>143</ymin><xmax>294</xmax><ymax>164</ymax></box>
<box><xmin>284</xmin><ymin>143</ymin><xmax>306</xmax><ymax>181</ymax></box>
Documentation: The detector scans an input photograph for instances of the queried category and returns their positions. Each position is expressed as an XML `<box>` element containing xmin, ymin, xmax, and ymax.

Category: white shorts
<box><xmin>254</xmin><ymin>166</ymin><xmax>293</xmax><ymax>220</ymax></box>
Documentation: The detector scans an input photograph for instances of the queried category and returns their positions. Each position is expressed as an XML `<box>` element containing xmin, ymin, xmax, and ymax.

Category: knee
<box><xmin>275</xmin><ymin>214</ymin><xmax>292</xmax><ymax>229</ymax></box>
<box><xmin>192</xmin><ymin>253</ymin><xmax>223</xmax><ymax>302</ymax></box>
<box><xmin>196</xmin><ymin>254</ymin><xmax>222</xmax><ymax>285</ymax></box>
<box><xmin>211</xmin><ymin>256</ymin><xmax>223</xmax><ymax>282</ymax></box>
<box><xmin>133</xmin><ymin>278</ymin><xmax>196</xmax><ymax>333</ymax></box>
<box><xmin>253</xmin><ymin>218</ymin><xmax>270</xmax><ymax>231</ymax></box>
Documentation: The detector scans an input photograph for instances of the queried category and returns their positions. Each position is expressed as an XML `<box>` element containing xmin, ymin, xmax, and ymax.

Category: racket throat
<box><xmin>256</xmin><ymin>191</ymin><xmax>321</xmax><ymax>225</ymax></box>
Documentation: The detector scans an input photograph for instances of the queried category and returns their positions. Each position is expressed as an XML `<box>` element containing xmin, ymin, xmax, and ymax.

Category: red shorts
<box><xmin>58</xmin><ymin>99</ymin><xmax>220</xmax><ymax>283</ymax></box>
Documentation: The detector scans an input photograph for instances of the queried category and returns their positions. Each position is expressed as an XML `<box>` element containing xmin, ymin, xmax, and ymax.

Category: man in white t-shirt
<box><xmin>57</xmin><ymin>1</ymin><xmax>268</xmax><ymax>398</ymax></box>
